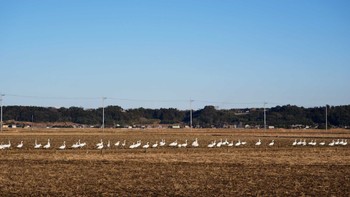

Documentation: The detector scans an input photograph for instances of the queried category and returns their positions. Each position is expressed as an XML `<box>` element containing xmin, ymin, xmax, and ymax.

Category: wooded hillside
<box><xmin>2</xmin><ymin>105</ymin><xmax>350</xmax><ymax>129</ymax></box>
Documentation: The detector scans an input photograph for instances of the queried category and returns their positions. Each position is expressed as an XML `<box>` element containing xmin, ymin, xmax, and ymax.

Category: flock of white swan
<box><xmin>0</xmin><ymin>138</ymin><xmax>347</xmax><ymax>150</ymax></box>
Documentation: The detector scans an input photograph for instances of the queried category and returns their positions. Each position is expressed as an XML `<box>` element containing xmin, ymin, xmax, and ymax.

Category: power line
<box><xmin>107</xmin><ymin>97</ymin><xmax>188</xmax><ymax>103</ymax></box>
<box><xmin>194</xmin><ymin>100</ymin><xmax>262</xmax><ymax>105</ymax></box>
<box><xmin>3</xmin><ymin>93</ymin><xmax>287</xmax><ymax>108</ymax></box>
<box><xmin>5</xmin><ymin>94</ymin><xmax>188</xmax><ymax>103</ymax></box>
<box><xmin>5</xmin><ymin>94</ymin><xmax>100</xmax><ymax>100</ymax></box>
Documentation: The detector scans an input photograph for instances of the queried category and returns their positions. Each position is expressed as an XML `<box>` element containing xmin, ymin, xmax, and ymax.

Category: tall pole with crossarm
<box><xmin>102</xmin><ymin>97</ymin><xmax>107</xmax><ymax>132</ymax></box>
<box><xmin>326</xmin><ymin>104</ymin><xmax>328</xmax><ymax>131</ymax></box>
<box><xmin>264</xmin><ymin>102</ymin><xmax>267</xmax><ymax>132</ymax></box>
<box><xmin>0</xmin><ymin>94</ymin><xmax>4</xmax><ymax>132</ymax></box>
<box><xmin>190</xmin><ymin>99</ymin><xmax>193</xmax><ymax>131</ymax></box>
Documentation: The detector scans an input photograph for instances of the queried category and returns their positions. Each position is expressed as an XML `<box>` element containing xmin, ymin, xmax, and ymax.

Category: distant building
<box><xmin>172</xmin><ymin>125</ymin><xmax>180</xmax><ymax>129</ymax></box>
<box><xmin>9</xmin><ymin>124</ymin><xmax>17</xmax><ymax>128</ymax></box>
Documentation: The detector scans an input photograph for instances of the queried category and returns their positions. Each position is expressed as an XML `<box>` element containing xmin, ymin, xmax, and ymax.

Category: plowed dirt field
<box><xmin>0</xmin><ymin>128</ymin><xmax>349</xmax><ymax>196</ymax></box>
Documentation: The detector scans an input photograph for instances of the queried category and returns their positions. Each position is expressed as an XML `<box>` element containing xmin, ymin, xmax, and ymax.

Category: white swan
<box><xmin>134</xmin><ymin>140</ymin><xmax>142</xmax><ymax>148</ymax></box>
<box><xmin>191</xmin><ymin>138</ymin><xmax>199</xmax><ymax>147</ymax></box>
<box><xmin>227</xmin><ymin>141</ymin><xmax>234</xmax><ymax>147</ymax></box>
<box><xmin>34</xmin><ymin>140</ymin><xmax>42</xmax><ymax>149</ymax></box>
<box><xmin>181</xmin><ymin>140</ymin><xmax>188</xmax><ymax>148</ymax></box>
<box><xmin>114</xmin><ymin>141</ymin><xmax>120</xmax><ymax>147</ymax></box>
<box><xmin>297</xmin><ymin>139</ymin><xmax>302</xmax><ymax>146</ymax></box>
<box><xmin>129</xmin><ymin>142</ymin><xmax>136</xmax><ymax>149</ymax></box>
<box><xmin>143</xmin><ymin>142</ymin><xmax>150</xmax><ymax>149</ymax></box>
<box><xmin>216</xmin><ymin>139</ymin><xmax>223</xmax><ymax>148</ymax></box>
<box><xmin>17</xmin><ymin>141</ymin><xmax>24</xmax><ymax>149</ymax></box>
<box><xmin>308</xmin><ymin>140</ymin><xmax>314</xmax><ymax>146</ymax></box>
<box><xmin>329</xmin><ymin>140</ymin><xmax>335</xmax><ymax>146</ymax></box>
<box><xmin>319</xmin><ymin>141</ymin><xmax>325</xmax><ymax>146</ymax></box>
<box><xmin>152</xmin><ymin>141</ymin><xmax>158</xmax><ymax>148</ymax></box>
<box><xmin>255</xmin><ymin>139</ymin><xmax>261</xmax><ymax>146</ymax></box>
<box><xmin>107</xmin><ymin>140</ymin><xmax>111</xmax><ymax>148</ymax></box>
<box><xmin>208</xmin><ymin>140</ymin><xmax>216</xmax><ymax>148</ymax></box>
<box><xmin>43</xmin><ymin>139</ymin><xmax>51</xmax><ymax>149</ymax></box>
<box><xmin>71</xmin><ymin>139</ymin><xmax>81</xmax><ymax>148</ymax></box>
<box><xmin>235</xmin><ymin>140</ymin><xmax>241</xmax><ymax>147</ymax></box>
<box><xmin>59</xmin><ymin>141</ymin><xmax>66</xmax><ymax>150</ymax></box>
<box><xmin>169</xmin><ymin>140</ymin><xmax>178</xmax><ymax>147</ymax></box>
<box><xmin>335</xmin><ymin>139</ymin><xmax>340</xmax><ymax>146</ymax></box>
<box><xmin>268</xmin><ymin>140</ymin><xmax>275</xmax><ymax>146</ymax></box>
<box><xmin>79</xmin><ymin>141</ymin><xmax>86</xmax><ymax>148</ymax></box>
<box><xmin>342</xmin><ymin>139</ymin><xmax>347</xmax><ymax>146</ymax></box>
<box><xmin>97</xmin><ymin>143</ymin><xmax>104</xmax><ymax>150</ymax></box>
<box><xmin>223</xmin><ymin>139</ymin><xmax>229</xmax><ymax>146</ymax></box>
<box><xmin>159</xmin><ymin>139</ymin><xmax>166</xmax><ymax>147</ymax></box>
<box><xmin>96</xmin><ymin>139</ymin><xmax>103</xmax><ymax>147</ymax></box>
<box><xmin>311</xmin><ymin>140</ymin><xmax>317</xmax><ymax>146</ymax></box>
<box><xmin>2</xmin><ymin>140</ymin><xmax>11</xmax><ymax>149</ymax></box>
<box><xmin>302</xmin><ymin>139</ymin><xmax>307</xmax><ymax>146</ymax></box>
<box><xmin>292</xmin><ymin>139</ymin><xmax>297</xmax><ymax>146</ymax></box>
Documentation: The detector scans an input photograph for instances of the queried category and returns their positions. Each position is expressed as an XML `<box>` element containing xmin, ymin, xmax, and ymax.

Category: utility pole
<box><xmin>190</xmin><ymin>99</ymin><xmax>193</xmax><ymax>131</ymax></box>
<box><xmin>264</xmin><ymin>102</ymin><xmax>267</xmax><ymax>132</ymax></box>
<box><xmin>31</xmin><ymin>114</ymin><xmax>34</xmax><ymax>131</ymax></box>
<box><xmin>0</xmin><ymin>94</ymin><xmax>4</xmax><ymax>132</ymax></box>
<box><xmin>325</xmin><ymin>105</ymin><xmax>328</xmax><ymax>131</ymax></box>
<box><xmin>102</xmin><ymin>97</ymin><xmax>107</xmax><ymax>132</ymax></box>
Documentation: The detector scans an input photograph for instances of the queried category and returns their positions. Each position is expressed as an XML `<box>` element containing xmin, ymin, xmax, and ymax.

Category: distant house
<box><xmin>9</xmin><ymin>124</ymin><xmax>17</xmax><ymax>128</ymax></box>
<box><xmin>172</xmin><ymin>125</ymin><xmax>180</xmax><ymax>129</ymax></box>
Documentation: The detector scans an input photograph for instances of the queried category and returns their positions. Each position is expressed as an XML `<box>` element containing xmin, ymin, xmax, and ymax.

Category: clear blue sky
<box><xmin>1</xmin><ymin>0</ymin><xmax>349</xmax><ymax>109</ymax></box>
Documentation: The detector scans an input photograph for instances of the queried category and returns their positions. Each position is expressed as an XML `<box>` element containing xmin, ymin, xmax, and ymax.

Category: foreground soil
<box><xmin>0</xmin><ymin>128</ymin><xmax>349</xmax><ymax>196</ymax></box>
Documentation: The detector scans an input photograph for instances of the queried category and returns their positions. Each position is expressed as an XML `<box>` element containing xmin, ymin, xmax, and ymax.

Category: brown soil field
<box><xmin>0</xmin><ymin>128</ymin><xmax>349</xmax><ymax>196</ymax></box>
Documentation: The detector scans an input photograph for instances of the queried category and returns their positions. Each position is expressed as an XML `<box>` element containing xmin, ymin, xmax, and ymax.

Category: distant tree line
<box><xmin>2</xmin><ymin>105</ymin><xmax>350</xmax><ymax>129</ymax></box>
